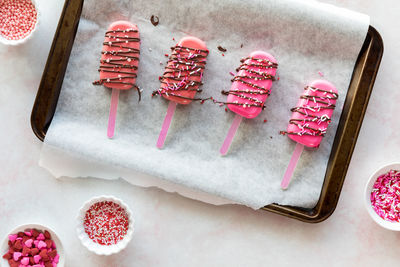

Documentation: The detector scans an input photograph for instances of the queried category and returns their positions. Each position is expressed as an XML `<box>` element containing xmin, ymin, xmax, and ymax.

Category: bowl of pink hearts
<box><xmin>0</xmin><ymin>0</ymin><xmax>39</xmax><ymax>45</ymax></box>
<box><xmin>364</xmin><ymin>163</ymin><xmax>400</xmax><ymax>231</ymax></box>
<box><xmin>1</xmin><ymin>224</ymin><xmax>64</xmax><ymax>267</ymax></box>
<box><xmin>76</xmin><ymin>196</ymin><xmax>134</xmax><ymax>255</ymax></box>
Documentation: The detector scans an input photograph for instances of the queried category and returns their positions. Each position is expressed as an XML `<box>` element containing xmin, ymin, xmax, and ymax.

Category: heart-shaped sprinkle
<box><xmin>37</xmin><ymin>241</ymin><xmax>47</xmax><ymax>249</ymax></box>
<box><xmin>39</xmin><ymin>249</ymin><xmax>48</xmax><ymax>261</ymax></box>
<box><xmin>8</xmin><ymin>234</ymin><xmax>17</xmax><ymax>242</ymax></box>
<box><xmin>44</xmin><ymin>230</ymin><xmax>51</xmax><ymax>239</ymax></box>
<box><xmin>25</xmin><ymin>239</ymin><xmax>33</xmax><ymax>248</ymax></box>
<box><xmin>2</xmin><ymin>252</ymin><xmax>12</xmax><ymax>260</ymax></box>
<box><xmin>21</xmin><ymin>246</ymin><xmax>30</xmax><ymax>256</ymax></box>
<box><xmin>13</xmin><ymin>240</ymin><xmax>23</xmax><ymax>250</ymax></box>
<box><xmin>53</xmin><ymin>254</ymin><xmax>59</xmax><ymax>263</ymax></box>
<box><xmin>20</xmin><ymin>256</ymin><xmax>29</xmax><ymax>265</ymax></box>
<box><xmin>45</xmin><ymin>240</ymin><xmax>53</xmax><ymax>248</ymax></box>
<box><xmin>13</xmin><ymin>252</ymin><xmax>22</xmax><ymax>261</ymax></box>
<box><xmin>37</xmin><ymin>233</ymin><xmax>45</xmax><ymax>240</ymax></box>
<box><xmin>48</xmin><ymin>249</ymin><xmax>57</xmax><ymax>259</ymax></box>
<box><xmin>24</xmin><ymin>231</ymin><xmax>32</xmax><ymax>237</ymax></box>
<box><xmin>30</xmin><ymin>248</ymin><xmax>39</xmax><ymax>256</ymax></box>
<box><xmin>31</xmin><ymin>229</ymin><xmax>39</xmax><ymax>238</ymax></box>
<box><xmin>33</xmin><ymin>254</ymin><xmax>41</xmax><ymax>263</ymax></box>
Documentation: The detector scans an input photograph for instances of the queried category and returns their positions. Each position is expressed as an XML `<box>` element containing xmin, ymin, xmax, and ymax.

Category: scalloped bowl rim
<box><xmin>76</xmin><ymin>195</ymin><xmax>134</xmax><ymax>255</ymax></box>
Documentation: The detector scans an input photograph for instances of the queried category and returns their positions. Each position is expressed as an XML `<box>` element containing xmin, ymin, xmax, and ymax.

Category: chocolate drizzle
<box><xmin>93</xmin><ymin>28</ymin><xmax>141</xmax><ymax>100</ymax></box>
<box><xmin>152</xmin><ymin>45</ymin><xmax>209</xmax><ymax>101</ymax></box>
<box><xmin>217</xmin><ymin>45</ymin><xmax>227</xmax><ymax>52</ymax></box>
<box><xmin>215</xmin><ymin>56</ymin><xmax>277</xmax><ymax>109</ymax></box>
<box><xmin>150</xmin><ymin>15</ymin><xmax>159</xmax><ymax>26</ymax></box>
<box><xmin>284</xmin><ymin>86</ymin><xmax>338</xmax><ymax>137</ymax></box>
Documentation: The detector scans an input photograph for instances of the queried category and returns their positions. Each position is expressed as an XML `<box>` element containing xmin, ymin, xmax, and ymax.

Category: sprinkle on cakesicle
<box><xmin>93</xmin><ymin>21</ymin><xmax>141</xmax><ymax>138</ymax></box>
<box><xmin>153</xmin><ymin>36</ymin><xmax>209</xmax><ymax>148</ymax></box>
<box><xmin>219</xmin><ymin>51</ymin><xmax>278</xmax><ymax>155</ymax></box>
<box><xmin>281</xmin><ymin>80</ymin><xmax>338</xmax><ymax>189</ymax></box>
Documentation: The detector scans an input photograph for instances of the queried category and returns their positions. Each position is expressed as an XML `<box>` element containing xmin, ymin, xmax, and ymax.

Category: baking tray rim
<box><xmin>30</xmin><ymin>0</ymin><xmax>384</xmax><ymax>223</ymax></box>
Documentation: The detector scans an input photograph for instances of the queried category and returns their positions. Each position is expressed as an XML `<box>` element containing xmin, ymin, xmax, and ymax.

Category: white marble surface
<box><xmin>0</xmin><ymin>0</ymin><xmax>399</xmax><ymax>266</ymax></box>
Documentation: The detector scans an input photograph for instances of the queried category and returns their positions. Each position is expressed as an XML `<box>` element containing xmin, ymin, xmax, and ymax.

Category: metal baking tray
<box><xmin>31</xmin><ymin>0</ymin><xmax>383</xmax><ymax>222</ymax></box>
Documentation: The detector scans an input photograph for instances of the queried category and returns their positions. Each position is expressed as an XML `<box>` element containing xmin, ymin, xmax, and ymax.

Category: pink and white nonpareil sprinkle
<box><xmin>371</xmin><ymin>170</ymin><xmax>400</xmax><ymax>222</ymax></box>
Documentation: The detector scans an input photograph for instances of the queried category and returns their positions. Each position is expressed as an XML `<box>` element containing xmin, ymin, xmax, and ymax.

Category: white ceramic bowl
<box><xmin>0</xmin><ymin>223</ymin><xmax>64</xmax><ymax>267</ymax></box>
<box><xmin>0</xmin><ymin>0</ymin><xmax>39</xmax><ymax>45</ymax></box>
<box><xmin>76</xmin><ymin>195</ymin><xmax>134</xmax><ymax>255</ymax></box>
<box><xmin>364</xmin><ymin>163</ymin><xmax>400</xmax><ymax>231</ymax></box>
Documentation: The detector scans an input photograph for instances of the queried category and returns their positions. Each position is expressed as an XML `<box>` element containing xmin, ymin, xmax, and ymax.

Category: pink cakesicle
<box><xmin>155</xmin><ymin>36</ymin><xmax>209</xmax><ymax>148</ymax></box>
<box><xmin>93</xmin><ymin>21</ymin><xmax>141</xmax><ymax>138</ymax></box>
<box><xmin>220</xmin><ymin>51</ymin><xmax>278</xmax><ymax>155</ymax></box>
<box><xmin>281</xmin><ymin>80</ymin><xmax>338</xmax><ymax>189</ymax></box>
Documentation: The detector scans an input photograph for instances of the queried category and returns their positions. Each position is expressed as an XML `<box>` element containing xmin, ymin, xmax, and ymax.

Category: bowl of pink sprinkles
<box><xmin>365</xmin><ymin>163</ymin><xmax>400</xmax><ymax>231</ymax></box>
<box><xmin>0</xmin><ymin>0</ymin><xmax>39</xmax><ymax>45</ymax></box>
<box><xmin>76</xmin><ymin>196</ymin><xmax>134</xmax><ymax>255</ymax></box>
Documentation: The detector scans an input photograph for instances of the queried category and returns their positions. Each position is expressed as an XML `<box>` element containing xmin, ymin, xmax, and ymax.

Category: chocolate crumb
<box><xmin>240</xmin><ymin>44</ymin><xmax>243</xmax><ymax>48</ymax></box>
<box><xmin>270</xmin><ymin>136</ymin><xmax>273</xmax><ymax>139</ymax></box>
<box><xmin>150</xmin><ymin>15</ymin><xmax>159</xmax><ymax>26</ymax></box>
<box><xmin>217</xmin><ymin>45</ymin><xmax>227</xmax><ymax>52</ymax></box>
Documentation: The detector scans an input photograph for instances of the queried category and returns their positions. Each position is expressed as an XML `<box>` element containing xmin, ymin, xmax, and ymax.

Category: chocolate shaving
<box><xmin>217</xmin><ymin>45</ymin><xmax>227</xmax><ymax>52</ymax></box>
<box><xmin>150</xmin><ymin>15</ymin><xmax>159</xmax><ymax>26</ymax></box>
<box><xmin>240</xmin><ymin>44</ymin><xmax>243</xmax><ymax>48</ymax></box>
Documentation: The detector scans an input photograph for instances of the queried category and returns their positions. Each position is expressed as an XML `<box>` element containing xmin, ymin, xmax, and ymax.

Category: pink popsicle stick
<box><xmin>157</xmin><ymin>101</ymin><xmax>177</xmax><ymax>149</ymax></box>
<box><xmin>281</xmin><ymin>143</ymin><xmax>304</xmax><ymax>189</ymax></box>
<box><xmin>220</xmin><ymin>115</ymin><xmax>243</xmax><ymax>155</ymax></box>
<box><xmin>107</xmin><ymin>88</ymin><xmax>120</xmax><ymax>139</ymax></box>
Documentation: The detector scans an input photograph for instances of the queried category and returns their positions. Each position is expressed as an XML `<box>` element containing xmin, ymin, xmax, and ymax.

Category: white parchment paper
<box><xmin>40</xmin><ymin>0</ymin><xmax>369</xmax><ymax>209</ymax></box>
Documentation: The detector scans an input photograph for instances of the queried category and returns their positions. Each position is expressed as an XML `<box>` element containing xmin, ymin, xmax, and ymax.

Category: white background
<box><xmin>0</xmin><ymin>0</ymin><xmax>399</xmax><ymax>266</ymax></box>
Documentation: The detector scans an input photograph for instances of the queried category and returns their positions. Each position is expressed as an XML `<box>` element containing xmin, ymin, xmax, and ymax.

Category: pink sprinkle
<box><xmin>21</xmin><ymin>256</ymin><xmax>29</xmax><ymax>265</ymax></box>
<box><xmin>229</xmin><ymin>71</ymin><xmax>235</xmax><ymax>76</ymax></box>
<box><xmin>24</xmin><ymin>231</ymin><xmax>32</xmax><ymax>236</ymax></box>
<box><xmin>37</xmin><ymin>240</ymin><xmax>47</xmax><ymax>249</ymax></box>
<box><xmin>37</xmin><ymin>233</ymin><xmax>45</xmax><ymax>240</ymax></box>
<box><xmin>24</xmin><ymin>239</ymin><xmax>33</xmax><ymax>248</ymax></box>
<box><xmin>318</xmin><ymin>71</ymin><xmax>324</xmax><ymax>77</ymax></box>
<box><xmin>13</xmin><ymin>252</ymin><xmax>22</xmax><ymax>261</ymax></box>
<box><xmin>33</xmin><ymin>255</ymin><xmax>41</xmax><ymax>264</ymax></box>
<box><xmin>53</xmin><ymin>254</ymin><xmax>60</xmax><ymax>264</ymax></box>
<box><xmin>371</xmin><ymin>170</ymin><xmax>400</xmax><ymax>222</ymax></box>
<box><xmin>8</xmin><ymin>234</ymin><xmax>17</xmax><ymax>242</ymax></box>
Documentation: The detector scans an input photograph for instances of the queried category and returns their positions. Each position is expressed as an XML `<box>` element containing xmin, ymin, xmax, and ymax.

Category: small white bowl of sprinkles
<box><xmin>0</xmin><ymin>0</ymin><xmax>39</xmax><ymax>45</ymax></box>
<box><xmin>364</xmin><ymin>163</ymin><xmax>400</xmax><ymax>231</ymax></box>
<box><xmin>76</xmin><ymin>196</ymin><xmax>134</xmax><ymax>255</ymax></box>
